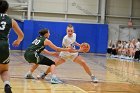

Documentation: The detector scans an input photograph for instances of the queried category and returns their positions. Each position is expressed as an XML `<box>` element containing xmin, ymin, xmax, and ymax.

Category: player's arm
<box><xmin>44</xmin><ymin>39</ymin><xmax>70</xmax><ymax>52</ymax></box>
<box><xmin>44</xmin><ymin>39</ymin><xmax>83</xmax><ymax>53</ymax></box>
<box><xmin>62</xmin><ymin>38</ymin><xmax>83</xmax><ymax>52</ymax></box>
<box><xmin>73</xmin><ymin>33</ymin><xmax>80</xmax><ymax>47</ymax></box>
<box><xmin>62</xmin><ymin>42</ymin><xmax>83</xmax><ymax>53</ymax></box>
<box><xmin>12</xmin><ymin>19</ymin><xmax>24</xmax><ymax>46</ymax></box>
<box><xmin>62</xmin><ymin>37</ymin><xmax>67</xmax><ymax>48</ymax></box>
<box><xmin>41</xmin><ymin>49</ymin><xmax>54</xmax><ymax>55</ymax></box>
<box><xmin>75</xmin><ymin>41</ymin><xmax>81</xmax><ymax>47</ymax></box>
<box><xmin>41</xmin><ymin>49</ymin><xmax>59</xmax><ymax>57</ymax></box>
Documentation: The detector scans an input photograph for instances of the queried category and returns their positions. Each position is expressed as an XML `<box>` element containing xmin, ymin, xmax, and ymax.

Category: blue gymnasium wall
<box><xmin>10</xmin><ymin>20</ymin><xmax>108</xmax><ymax>54</ymax></box>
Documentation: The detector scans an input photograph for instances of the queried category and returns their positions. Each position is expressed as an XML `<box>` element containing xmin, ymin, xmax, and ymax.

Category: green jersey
<box><xmin>0</xmin><ymin>13</ymin><xmax>12</xmax><ymax>41</ymax></box>
<box><xmin>0</xmin><ymin>14</ymin><xmax>12</xmax><ymax>64</ymax></box>
<box><xmin>24</xmin><ymin>36</ymin><xmax>55</xmax><ymax>65</ymax></box>
<box><xmin>27</xmin><ymin>36</ymin><xmax>46</xmax><ymax>53</ymax></box>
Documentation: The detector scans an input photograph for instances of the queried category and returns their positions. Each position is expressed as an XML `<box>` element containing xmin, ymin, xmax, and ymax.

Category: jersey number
<box><xmin>0</xmin><ymin>21</ymin><xmax>6</xmax><ymax>30</ymax></box>
<box><xmin>32</xmin><ymin>39</ymin><xmax>41</xmax><ymax>45</ymax></box>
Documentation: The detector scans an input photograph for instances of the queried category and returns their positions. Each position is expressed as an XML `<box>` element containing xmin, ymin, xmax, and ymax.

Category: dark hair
<box><xmin>39</xmin><ymin>29</ymin><xmax>49</xmax><ymax>36</ymax></box>
<box><xmin>67</xmin><ymin>24</ymin><xmax>73</xmax><ymax>28</ymax></box>
<box><xmin>0</xmin><ymin>0</ymin><xmax>9</xmax><ymax>13</ymax></box>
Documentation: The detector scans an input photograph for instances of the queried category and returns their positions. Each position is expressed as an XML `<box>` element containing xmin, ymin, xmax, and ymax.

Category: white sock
<box><xmin>27</xmin><ymin>71</ymin><xmax>32</xmax><ymax>75</ymax></box>
<box><xmin>51</xmin><ymin>74</ymin><xmax>56</xmax><ymax>78</ymax></box>
<box><xmin>90</xmin><ymin>74</ymin><xmax>95</xmax><ymax>77</ymax></box>
<box><xmin>90</xmin><ymin>74</ymin><xmax>94</xmax><ymax>76</ymax></box>
<box><xmin>4</xmin><ymin>81</ymin><xmax>10</xmax><ymax>86</ymax></box>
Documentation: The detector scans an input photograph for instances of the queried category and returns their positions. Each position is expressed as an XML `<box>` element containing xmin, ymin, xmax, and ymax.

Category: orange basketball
<box><xmin>80</xmin><ymin>43</ymin><xmax>90</xmax><ymax>53</ymax></box>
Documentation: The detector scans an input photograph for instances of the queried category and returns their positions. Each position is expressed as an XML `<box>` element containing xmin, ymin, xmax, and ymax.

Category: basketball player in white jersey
<box><xmin>37</xmin><ymin>24</ymin><xmax>98</xmax><ymax>83</ymax></box>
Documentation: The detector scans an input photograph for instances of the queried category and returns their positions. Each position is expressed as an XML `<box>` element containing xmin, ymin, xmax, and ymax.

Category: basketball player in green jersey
<box><xmin>24</xmin><ymin>29</ymin><xmax>80</xmax><ymax>84</ymax></box>
<box><xmin>0</xmin><ymin>0</ymin><xmax>24</xmax><ymax>93</ymax></box>
<box><xmin>37</xmin><ymin>24</ymin><xmax>98</xmax><ymax>83</ymax></box>
<box><xmin>25</xmin><ymin>24</ymin><xmax>98</xmax><ymax>83</ymax></box>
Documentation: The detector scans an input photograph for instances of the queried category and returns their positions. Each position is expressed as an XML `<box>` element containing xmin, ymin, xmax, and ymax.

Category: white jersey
<box><xmin>60</xmin><ymin>33</ymin><xmax>78</xmax><ymax>61</ymax></box>
<box><xmin>135</xmin><ymin>42</ymin><xmax>140</xmax><ymax>51</ymax></box>
<box><xmin>62</xmin><ymin>33</ymin><xmax>76</xmax><ymax>49</ymax></box>
<box><xmin>125</xmin><ymin>43</ymin><xmax>129</xmax><ymax>48</ymax></box>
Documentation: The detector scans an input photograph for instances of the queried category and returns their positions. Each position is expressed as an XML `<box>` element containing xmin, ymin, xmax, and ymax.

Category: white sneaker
<box><xmin>91</xmin><ymin>76</ymin><xmax>98</xmax><ymax>83</ymax></box>
<box><xmin>51</xmin><ymin>77</ymin><xmax>63</xmax><ymax>84</ymax></box>
<box><xmin>37</xmin><ymin>72</ymin><xmax>46</xmax><ymax>79</ymax></box>
<box><xmin>24</xmin><ymin>73</ymin><xmax>35</xmax><ymax>79</ymax></box>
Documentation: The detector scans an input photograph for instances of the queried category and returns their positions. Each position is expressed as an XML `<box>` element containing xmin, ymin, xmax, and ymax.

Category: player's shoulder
<box><xmin>73</xmin><ymin>33</ymin><xmax>76</xmax><ymax>36</ymax></box>
<box><xmin>0</xmin><ymin>14</ymin><xmax>11</xmax><ymax>19</ymax></box>
<box><xmin>63</xmin><ymin>35</ymin><xmax>68</xmax><ymax>39</ymax></box>
<box><xmin>44</xmin><ymin>38</ymin><xmax>51</xmax><ymax>45</ymax></box>
<box><xmin>73</xmin><ymin>33</ymin><xmax>76</xmax><ymax>35</ymax></box>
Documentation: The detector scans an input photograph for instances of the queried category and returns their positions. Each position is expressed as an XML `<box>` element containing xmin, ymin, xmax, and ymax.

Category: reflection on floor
<box><xmin>0</xmin><ymin>51</ymin><xmax>140</xmax><ymax>93</ymax></box>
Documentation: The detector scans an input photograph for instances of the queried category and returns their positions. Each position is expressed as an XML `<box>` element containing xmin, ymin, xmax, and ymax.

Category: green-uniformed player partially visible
<box><xmin>0</xmin><ymin>0</ymin><xmax>24</xmax><ymax>93</ymax></box>
<box><xmin>31</xmin><ymin>24</ymin><xmax>98</xmax><ymax>83</ymax></box>
<box><xmin>24</xmin><ymin>29</ymin><xmax>77</xmax><ymax>84</ymax></box>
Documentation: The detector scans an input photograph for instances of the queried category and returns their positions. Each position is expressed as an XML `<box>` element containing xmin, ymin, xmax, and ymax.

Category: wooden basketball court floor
<box><xmin>0</xmin><ymin>51</ymin><xmax>140</xmax><ymax>93</ymax></box>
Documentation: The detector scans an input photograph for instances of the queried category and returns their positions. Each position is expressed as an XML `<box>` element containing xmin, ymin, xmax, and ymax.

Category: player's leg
<box><xmin>24</xmin><ymin>64</ymin><xmax>39</xmax><ymax>79</ymax></box>
<box><xmin>38</xmin><ymin>55</ymin><xmax>63</xmax><ymax>84</ymax></box>
<box><xmin>73</xmin><ymin>56</ymin><xmax>98</xmax><ymax>83</ymax></box>
<box><xmin>0</xmin><ymin>41</ymin><xmax>12</xmax><ymax>93</ymax></box>
<box><xmin>24</xmin><ymin>50</ymin><xmax>42</xmax><ymax>79</ymax></box>
<box><xmin>37</xmin><ymin>58</ymin><xmax>66</xmax><ymax>79</ymax></box>
<box><xmin>0</xmin><ymin>64</ymin><xmax>12</xmax><ymax>93</ymax></box>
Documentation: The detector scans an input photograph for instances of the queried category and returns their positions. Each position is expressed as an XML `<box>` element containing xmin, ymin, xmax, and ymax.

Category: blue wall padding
<box><xmin>96</xmin><ymin>24</ymin><xmax>108</xmax><ymax>53</ymax></box>
<box><xmin>9</xmin><ymin>20</ymin><xmax>108</xmax><ymax>54</ymax></box>
<box><xmin>22</xmin><ymin>20</ymin><xmax>34</xmax><ymax>50</ymax></box>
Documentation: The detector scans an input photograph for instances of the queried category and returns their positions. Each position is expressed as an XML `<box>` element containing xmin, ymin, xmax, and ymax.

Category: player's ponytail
<box><xmin>39</xmin><ymin>29</ymin><xmax>49</xmax><ymax>36</ymax></box>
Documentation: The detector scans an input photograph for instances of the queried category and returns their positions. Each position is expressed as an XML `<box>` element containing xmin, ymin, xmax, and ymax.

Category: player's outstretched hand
<box><xmin>12</xmin><ymin>40</ymin><xmax>21</xmax><ymax>47</ymax></box>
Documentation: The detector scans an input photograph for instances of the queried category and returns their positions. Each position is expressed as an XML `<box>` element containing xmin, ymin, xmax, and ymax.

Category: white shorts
<box><xmin>59</xmin><ymin>51</ymin><xmax>78</xmax><ymax>61</ymax></box>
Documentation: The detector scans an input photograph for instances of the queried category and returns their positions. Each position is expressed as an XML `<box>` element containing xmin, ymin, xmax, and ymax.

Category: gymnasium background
<box><xmin>7</xmin><ymin>0</ymin><xmax>140</xmax><ymax>54</ymax></box>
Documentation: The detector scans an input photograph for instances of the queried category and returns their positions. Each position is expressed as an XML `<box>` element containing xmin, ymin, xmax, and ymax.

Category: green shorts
<box><xmin>24</xmin><ymin>50</ymin><xmax>55</xmax><ymax>66</ymax></box>
<box><xmin>0</xmin><ymin>40</ymin><xmax>10</xmax><ymax>64</ymax></box>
